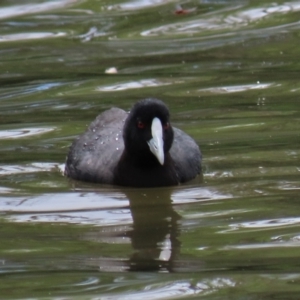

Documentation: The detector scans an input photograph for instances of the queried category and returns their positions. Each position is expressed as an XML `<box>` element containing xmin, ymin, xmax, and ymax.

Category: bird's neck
<box><xmin>121</xmin><ymin>150</ymin><xmax>165</xmax><ymax>167</ymax></box>
<box><xmin>114</xmin><ymin>151</ymin><xmax>179</xmax><ymax>187</ymax></box>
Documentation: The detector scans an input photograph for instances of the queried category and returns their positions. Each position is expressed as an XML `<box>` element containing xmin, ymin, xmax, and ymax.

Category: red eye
<box><xmin>137</xmin><ymin>121</ymin><xmax>145</xmax><ymax>129</ymax></box>
<box><xmin>163</xmin><ymin>122</ymin><xmax>170</xmax><ymax>130</ymax></box>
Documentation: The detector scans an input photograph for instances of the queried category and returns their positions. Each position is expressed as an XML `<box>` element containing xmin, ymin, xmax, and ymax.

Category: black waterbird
<box><xmin>65</xmin><ymin>98</ymin><xmax>201</xmax><ymax>187</ymax></box>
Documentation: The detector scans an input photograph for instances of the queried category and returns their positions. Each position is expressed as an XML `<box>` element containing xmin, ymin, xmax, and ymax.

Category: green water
<box><xmin>0</xmin><ymin>0</ymin><xmax>300</xmax><ymax>299</ymax></box>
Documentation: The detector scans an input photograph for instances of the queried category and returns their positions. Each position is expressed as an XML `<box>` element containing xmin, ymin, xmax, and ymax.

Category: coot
<box><xmin>65</xmin><ymin>98</ymin><xmax>201</xmax><ymax>187</ymax></box>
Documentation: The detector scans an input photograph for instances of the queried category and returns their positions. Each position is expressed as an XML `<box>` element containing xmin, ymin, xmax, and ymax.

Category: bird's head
<box><xmin>123</xmin><ymin>98</ymin><xmax>174</xmax><ymax>165</ymax></box>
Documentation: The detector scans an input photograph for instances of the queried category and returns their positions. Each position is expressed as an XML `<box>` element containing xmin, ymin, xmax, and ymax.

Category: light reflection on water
<box><xmin>141</xmin><ymin>1</ymin><xmax>300</xmax><ymax>36</ymax></box>
<box><xmin>96</xmin><ymin>79</ymin><xmax>172</xmax><ymax>92</ymax></box>
<box><xmin>0</xmin><ymin>185</ymin><xmax>229</xmax><ymax>225</ymax></box>
<box><xmin>226</xmin><ymin>217</ymin><xmax>300</xmax><ymax>231</ymax></box>
<box><xmin>198</xmin><ymin>83</ymin><xmax>273</xmax><ymax>94</ymax></box>
<box><xmin>0</xmin><ymin>0</ymin><xmax>76</xmax><ymax>19</ymax></box>
<box><xmin>1</xmin><ymin>0</ymin><xmax>300</xmax><ymax>299</ymax></box>
<box><xmin>106</xmin><ymin>0</ymin><xmax>175</xmax><ymax>11</ymax></box>
<box><xmin>91</xmin><ymin>278</ymin><xmax>236</xmax><ymax>299</ymax></box>
<box><xmin>0</xmin><ymin>127</ymin><xmax>56</xmax><ymax>139</ymax></box>
<box><xmin>0</xmin><ymin>82</ymin><xmax>63</xmax><ymax>100</ymax></box>
<box><xmin>0</xmin><ymin>192</ymin><xmax>128</xmax><ymax>213</ymax></box>
<box><xmin>223</xmin><ymin>241</ymin><xmax>300</xmax><ymax>250</ymax></box>
<box><xmin>0</xmin><ymin>32</ymin><xmax>66</xmax><ymax>42</ymax></box>
<box><xmin>7</xmin><ymin>208</ymin><xmax>133</xmax><ymax>226</ymax></box>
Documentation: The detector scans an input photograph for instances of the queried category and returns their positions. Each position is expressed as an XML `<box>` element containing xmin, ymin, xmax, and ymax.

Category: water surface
<box><xmin>0</xmin><ymin>0</ymin><xmax>300</xmax><ymax>299</ymax></box>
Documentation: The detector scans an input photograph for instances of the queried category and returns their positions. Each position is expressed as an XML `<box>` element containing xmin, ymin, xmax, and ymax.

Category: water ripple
<box><xmin>1</xmin><ymin>192</ymin><xmax>130</xmax><ymax>226</ymax></box>
<box><xmin>106</xmin><ymin>0</ymin><xmax>174</xmax><ymax>11</ymax></box>
<box><xmin>0</xmin><ymin>163</ymin><xmax>58</xmax><ymax>176</ymax></box>
<box><xmin>0</xmin><ymin>0</ymin><xmax>77</xmax><ymax>20</ymax></box>
<box><xmin>223</xmin><ymin>241</ymin><xmax>300</xmax><ymax>250</ymax></box>
<box><xmin>223</xmin><ymin>217</ymin><xmax>300</xmax><ymax>232</ymax></box>
<box><xmin>86</xmin><ymin>278</ymin><xmax>236</xmax><ymax>299</ymax></box>
<box><xmin>199</xmin><ymin>83</ymin><xmax>272</xmax><ymax>94</ymax></box>
<box><xmin>140</xmin><ymin>279</ymin><xmax>233</xmax><ymax>299</ymax></box>
<box><xmin>172</xmin><ymin>187</ymin><xmax>231</xmax><ymax>204</ymax></box>
<box><xmin>0</xmin><ymin>192</ymin><xmax>128</xmax><ymax>213</ymax></box>
<box><xmin>0</xmin><ymin>82</ymin><xmax>63</xmax><ymax>100</ymax></box>
<box><xmin>0</xmin><ymin>127</ymin><xmax>56</xmax><ymax>139</ymax></box>
<box><xmin>141</xmin><ymin>1</ymin><xmax>300</xmax><ymax>36</ymax></box>
<box><xmin>96</xmin><ymin>79</ymin><xmax>173</xmax><ymax>92</ymax></box>
<box><xmin>0</xmin><ymin>32</ymin><xmax>66</xmax><ymax>42</ymax></box>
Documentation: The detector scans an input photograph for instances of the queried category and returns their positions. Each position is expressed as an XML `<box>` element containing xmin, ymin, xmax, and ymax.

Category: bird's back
<box><xmin>170</xmin><ymin>128</ymin><xmax>202</xmax><ymax>183</ymax></box>
<box><xmin>65</xmin><ymin>102</ymin><xmax>202</xmax><ymax>187</ymax></box>
<box><xmin>65</xmin><ymin>107</ymin><xmax>127</xmax><ymax>183</ymax></box>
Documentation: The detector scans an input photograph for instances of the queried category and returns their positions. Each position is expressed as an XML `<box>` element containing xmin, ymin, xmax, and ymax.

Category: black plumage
<box><xmin>65</xmin><ymin>98</ymin><xmax>201</xmax><ymax>187</ymax></box>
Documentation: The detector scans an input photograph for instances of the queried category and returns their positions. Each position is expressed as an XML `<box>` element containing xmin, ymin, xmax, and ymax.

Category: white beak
<box><xmin>147</xmin><ymin>117</ymin><xmax>164</xmax><ymax>165</ymax></box>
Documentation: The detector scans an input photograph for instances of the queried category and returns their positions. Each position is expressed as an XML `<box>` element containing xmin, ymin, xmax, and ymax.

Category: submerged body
<box><xmin>65</xmin><ymin>99</ymin><xmax>201</xmax><ymax>187</ymax></box>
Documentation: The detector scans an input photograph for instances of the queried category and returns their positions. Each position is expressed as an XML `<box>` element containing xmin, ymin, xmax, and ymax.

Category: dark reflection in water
<box><xmin>126</xmin><ymin>188</ymin><xmax>181</xmax><ymax>272</ymax></box>
<box><xmin>77</xmin><ymin>187</ymin><xmax>183</xmax><ymax>273</ymax></box>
